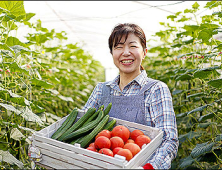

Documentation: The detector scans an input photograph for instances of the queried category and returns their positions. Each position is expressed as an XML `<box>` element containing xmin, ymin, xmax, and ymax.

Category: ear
<box><xmin>143</xmin><ymin>48</ymin><xmax>147</xmax><ymax>59</ymax></box>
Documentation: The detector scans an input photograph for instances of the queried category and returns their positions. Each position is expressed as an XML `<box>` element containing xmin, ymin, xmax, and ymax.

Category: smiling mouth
<box><xmin>121</xmin><ymin>60</ymin><xmax>134</xmax><ymax>63</ymax></box>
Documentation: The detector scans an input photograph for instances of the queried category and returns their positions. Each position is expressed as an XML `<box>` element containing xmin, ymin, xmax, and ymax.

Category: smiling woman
<box><xmin>82</xmin><ymin>23</ymin><xmax>179</xmax><ymax>169</ymax></box>
<box><xmin>108</xmin><ymin>23</ymin><xmax>147</xmax><ymax>90</ymax></box>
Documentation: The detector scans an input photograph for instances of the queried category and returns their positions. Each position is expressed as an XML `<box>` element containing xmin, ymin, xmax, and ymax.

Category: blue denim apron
<box><xmin>99</xmin><ymin>78</ymin><xmax>158</xmax><ymax>126</ymax></box>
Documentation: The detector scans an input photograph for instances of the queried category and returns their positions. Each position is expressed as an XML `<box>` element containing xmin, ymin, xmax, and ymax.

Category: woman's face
<box><xmin>112</xmin><ymin>33</ymin><xmax>147</xmax><ymax>76</ymax></box>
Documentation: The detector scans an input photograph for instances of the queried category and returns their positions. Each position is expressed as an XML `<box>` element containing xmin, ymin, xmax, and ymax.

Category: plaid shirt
<box><xmin>82</xmin><ymin>70</ymin><xmax>179</xmax><ymax>169</ymax></box>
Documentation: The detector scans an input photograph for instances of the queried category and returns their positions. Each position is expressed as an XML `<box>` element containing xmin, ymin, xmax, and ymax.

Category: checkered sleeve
<box><xmin>145</xmin><ymin>82</ymin><xmax>179</xmax><ymax>169</ymax></box>
<box><xmin>82</xmin><ymin>82</ymin><xmax>104</xmax><ymax>111</ymax></box>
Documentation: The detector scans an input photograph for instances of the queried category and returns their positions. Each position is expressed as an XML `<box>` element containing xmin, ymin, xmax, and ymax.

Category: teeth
<box><xmin>122</xmin><ymin>60</ymin><xmax>133</xmax><ymax>63</ymax></box>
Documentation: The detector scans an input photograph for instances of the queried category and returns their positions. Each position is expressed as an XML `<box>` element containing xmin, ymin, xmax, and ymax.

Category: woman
<box><xmin>82</xmin><ymin>23</ymin><xmax>179</xmax><ymax>169</ymax></box>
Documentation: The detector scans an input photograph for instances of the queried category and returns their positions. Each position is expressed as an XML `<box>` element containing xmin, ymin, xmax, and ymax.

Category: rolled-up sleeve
<box><xmin>82</xmin><ymin>82</ymin><xmax>103</xmax><ymax>111</ymax></box>
<box><xmin>145</xmin><ymin>82</ymin><xmax>179</xmax><ymax>169</ymax></box>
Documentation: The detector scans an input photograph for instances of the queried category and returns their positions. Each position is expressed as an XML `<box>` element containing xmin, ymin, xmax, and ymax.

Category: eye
<box><xmin>130</xmin><ymin>46</ymin><xmax>137</xmax><ymax>48</ymax></box>
<box><xmin>115</xmin><ymin>46</ymin><xmax>123</xmax><ymax>49</ymax></box>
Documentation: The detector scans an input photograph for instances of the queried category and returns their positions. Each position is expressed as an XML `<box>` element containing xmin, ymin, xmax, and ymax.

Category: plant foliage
<box><xmin>143</xmin><ymin>1</ymin><xmax>222</xmax><ymax>169</ymax></box>
<box><xmin>0</xmin><ymin>1</ymin><xmax>104</xmax><ymax>169</ymax></box>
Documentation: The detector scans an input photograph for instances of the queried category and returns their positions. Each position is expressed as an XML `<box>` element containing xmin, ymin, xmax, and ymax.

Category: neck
<box><xmin>119</xmin><ymin>70</ymin><xmax>141</xmax><ymax>91</ymax></box>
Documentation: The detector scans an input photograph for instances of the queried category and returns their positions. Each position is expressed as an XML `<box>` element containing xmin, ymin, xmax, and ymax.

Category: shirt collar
<box><xmin>106</xmin><ymin>70</ymin><xmax>147</xmax><ymax>89</ymax></box>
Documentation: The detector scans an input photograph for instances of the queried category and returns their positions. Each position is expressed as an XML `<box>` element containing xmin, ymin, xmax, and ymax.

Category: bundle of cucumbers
<box><xmin>51</xmin><ymin>103</ymin><xmax>116</xmax><ymax>148</ymax></box>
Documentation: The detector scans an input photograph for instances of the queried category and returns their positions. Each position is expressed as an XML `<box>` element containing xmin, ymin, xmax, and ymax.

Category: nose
<box><xmin>122</xmin><ymin>47</ymin><xmax>130</xmax><ymax>56</ymax></box>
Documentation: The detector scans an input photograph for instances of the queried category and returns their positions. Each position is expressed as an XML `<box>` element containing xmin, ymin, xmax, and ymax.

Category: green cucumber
<box><xmin>70</xmin><ymin>136</ymin><xmax>85</xmax><ymax>145</ymax></box>
<box><xmin>103</xmin><ymin>119</ymin><xmax>116</xmax><ymax>131</ymax></box>
<box><xmin>81</xmin><ymin>109</ymin><xmax>100</xmax><ymax>128</ymax></box>
<box><xmin>104</xmin><ymin>103</ymin><xmax>112</xmax><ymax>115</ymax></box>
<box><xmin>61</xmin><ymin>110</ymin><xmax>104</xmax><ymax>141</ymax></box>
<box><xmin>81</xmin><ymin>105</ymin><xmax>105</xmax><ymax>128</ymax></box>
<box><xmin>58</xmin><ymin>107</ymin><xmax>96</xmax><ymax>141</ymax></box>
<box><xmin>51</xmin><ymin>108</ymin><xmax>78</xmax><ymax>140</ymax></box>
<box><xmin>99</xmin><ymin>105</ymin><xmax>104</xmax><ymax>111</ymax></box>
<box><xmin>80</xmin><ymin>115</ymin><xmax>109</xmax><ymax>148</ymax></box>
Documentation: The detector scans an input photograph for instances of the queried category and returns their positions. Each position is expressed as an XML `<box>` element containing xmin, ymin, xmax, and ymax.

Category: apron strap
<box><xmin>102</xmin><ymin>82</ymin><xmax>111</xmax><ymax>97</ymax></box>
<box><xmin>102</xmin><ymin>78</ymin><xmax>159</xmax><ymax>97</ymax></box>
<box><xmin>139</xmin><ymin>78</ymin><xmax>159</xmax><ymax>95</ymax></box>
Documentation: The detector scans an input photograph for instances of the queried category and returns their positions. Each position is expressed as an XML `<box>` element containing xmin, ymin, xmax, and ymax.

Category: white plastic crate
<box><xmin>31</xmin><ymin>110</ymin><xmax>163</xmax><ymax>169</ymax></box>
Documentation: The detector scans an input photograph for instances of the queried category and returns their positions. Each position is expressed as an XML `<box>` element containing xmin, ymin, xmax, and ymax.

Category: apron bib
<box><xmin>99</xmin><ymin>78</ymin><xmax>158</xmax><ymax>126</ymax></box>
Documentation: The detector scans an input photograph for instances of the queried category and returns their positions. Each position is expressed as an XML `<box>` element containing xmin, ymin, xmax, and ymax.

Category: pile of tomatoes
<box><xmin>86</xmin><ymin>125</ymin><xmax>151</xmax><ymax>161</ymax></box>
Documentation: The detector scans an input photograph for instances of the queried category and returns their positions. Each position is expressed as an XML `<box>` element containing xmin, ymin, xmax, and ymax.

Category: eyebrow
<box><xmin>117</xmin><ymin>41</ymin><xmax>137</xmax><ymax>45</ymax></box>
<box><xmin>129</xmin><ymin>41</ymin><xmax>137</xmax><ymax>44</ymax></box>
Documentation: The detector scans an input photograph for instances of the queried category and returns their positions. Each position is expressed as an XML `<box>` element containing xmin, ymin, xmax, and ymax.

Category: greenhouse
<box><xmin>0</xmin><ymin>1</ymin><xmax>222</xmax><ymax>169</ymax></box>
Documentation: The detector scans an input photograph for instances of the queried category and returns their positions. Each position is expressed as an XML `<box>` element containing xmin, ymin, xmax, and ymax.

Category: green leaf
<box><xmin>208</xmin><ymin>79</ymin><xmax>222</xmax><ymax>88</ymax></box>
<box><xmin>31</xmin><ymin>78</ymin><xmax>54</xmax><ymax>89</ymax></box>
<box><xmin>176</xmin><ymin>73</ymin><xmax>193</xmax><ymax>81</ymax></box>
<box><xmin>213</xmin><ymin>11</ymin><xmax>222</xmax><ymax>17</ymax></box>
<box><xmin>200</xmin><ymin>23</ymin><xmax>220</xmax><ymax>30</ymax></box>
<box><xmin>45</xmin><ymin>47</ymin><xmax>59</xmax><ymax>52</ymax></box>
<box><xmin>194</xmin><ymin>69</ymin><xmax>213</xmax><ymax>79</ymax></box>
<box><xmin>198</xmin><ymin>122</ymin><xmax>216</xmax><ymax>128</ymax></box>
<box><xmin>176</xmin><ymin>112</ymin><xmax>188</xmax><ymax>118</ymax></box>
<box><xmin>212</xmin><ymin>43</ymin><xmax>222</xmax><ymax>50</ymax></box>
<box><xmin>5</xmin><ymin>36</ymin><xmax>27</xmax><ymax>48</ymax></box>
<box><xmin>30</xmin><ymin>103</ymin><xmax>45</xmax><ymax>113</ymax></box>
<box><xmin>191</xmin><ymin>142</ymin><xmax>215</xmax><ymax>158</ymax></box>
<box><xmin>1</xmin><ymin>20</ymin><xmax>18</xmax><ymax>30</ymax></box>
<box><xmin>57</xmin><ymin>95</ymin><xmax>74</xmax><ymax>102</ymax></box>
<box><xmin>0</xmin><ymin>150</ymin><xmax>23</xmax><ymax>168</ymax></box>
<box><xmin>45</xmin><ymin>112</ymin><xmax>61</xmax><ymax>122</ymax></box>
<box><xmin>8</xmin><ymin>62</ymin><xmax>29</xmax><ymax>75</ymax></box>
<box><xmin>187</xmin><ymin>104</ymin><xmax>209</xmax><ymax>115</ymax></box>
<box><xmin>15</xmin><ymin>12</ymin><xmax>35</xmax><ymax>22</ymax></box>
<box><xmin>198</xmin><ymin>29</ymin><xmax>213</xmax><ymax>43</ymax></box>
<box><xmin>55</xmin><ymin>31</ymin><xmax>67</xmax><ymax>40</ymax></box>
<box><xmin>179</xmin><ymin>131</ymin><xmax>203</xmax><ymax>143</ymax></box>
<box><xmin>172</xmin><ymin>89</ymin><xmax>183</xmax><ymax>95</ymax></box>
<box><xmin>192</xmin><ymin>2</ymin><xmax>200</xmax><ymax>9</ymax></box>
<box><xmin>0</xmin><ymin>43</ymin><xmax>15</xmax><ymax>56</ymax></box>
<box><xmin>205</xmin><ymin>1</ymin><xmax>219</xmax><ymax>9</ymax></box>
<box><xmin>46</xmin><ymin>89</ymin><xmax>59</xmax><ymax>95</ymax></box>
<box><xmin>215</xmin><ymin>134</ymin><xmax>222</xmax><ymax>141</ymax></box>
<box><xmin>28</xmin><ymin>33</ymin><xmax>49</xmax><ymax>45</ymax></box>
<box><xmin>10</xmin><ymin>45</ymin><xmax>31</xmax><ymax>54</ymax></box>
<box><xmin>0</xmin><ymin>1</ymin><xmax>25</xmax><ymax>17</ymax></box>
<box><xmin>182</xmin><ymin>38</ymin><xmax>194</xmax><ymax>45</ymax></box>
<box><xmin>167</xmin><ymin>14</ymin><xmax>177</xmax><ymax>21</ymax></box>
<box><xmin>10</xmin><ymin>128</ymin><xmax>25</xmax><ymax>141</ymax></box>
<box><xmin>187</xmin><ymin>92</ymin><xmax>205</xmax><ymax>99</ymax></box>
<box><xmin>0</xmin><ymin>103</ymin><xmax>21</xmax><ymax>114</ymax></box>
<box><xmin>179</xmin><ymin>156</ymin><xmax>194</xmax><ymax>169</ymax></box>
<box><xmin>171</xmin><ymin>43</ymin><xmax>182</xmax><ymax>48</ymax></box>
<box><xmin>184</xmin><ymin>9</ymin><xmax>193</xmax><ymax>14</ymax></box>
<box><xmin>183</xmin><ymin>25</ymin><xmax>199</xmax><ymax>32</ymax></box>
<box><xmin>178</xmin><ymin>16</ymin><xmax>191</xmax><ymax>22</ymax></box>
<box><xmin>7</xmin><ymin>89</ymin><xmax>30</xmax><ymax>106</ymax></box>
<box><xmin>198</xmin><ymin>112</ymin><xmax>215</xmax><ymax>122</ymax></box>
<box><xmin>20</xmin><ymin>106</ymin><xmax>43</xmax><ymax>125</ymax></box>
<box><xmin>194</xmin><ymin>66</ymin><xmax>221</xmax><ymax>79</ymax></box>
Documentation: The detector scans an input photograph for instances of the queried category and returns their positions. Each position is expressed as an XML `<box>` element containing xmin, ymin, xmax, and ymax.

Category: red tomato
<box><xmin>110</xmin><ymin>136</ymin><xmax>124</xmax><ymax>150</ymax></box>
<box><xmin>130</xmin><ymin>129</ymin><xmax>144</xmax><ymax>141</ymax></box>
<box><xmin>125</xmin><ymin>139</ymin><xmax>135</xmax><ymax>144</ymax></box>
<box><xmin>111</xmin><ymin>125</ymin><xmax>130</xmax><ymax>143</ymax></box>
<box><xmin>94</xmin><ymin>136</ymin><xmax>111</xmax><ymax>149</ymax></box>
<box><xmin>98</xmin><ymin>148</ymin><xmax>113</xmax><ymax>157</ymax></box>
<box><xmin>116</xmin><ymin>149</ymin><xmax>133</xmax><ymax>161</ymax></box>
<box><xmin>95</xmin><ymin>129</ymin><xmax>111</xmax><ymax>139</ymax></box>
<box><xmin>135</xmin><ymin>135</ymin><xmax>151</xmax><ymax>148</ymax></box>
<box><xmin>86</xmin><ymin>146</ymin><xmax>97</xmax><ymax>152</ymax></box>
<box><xmin>123</xmin><ymin>143</ymin><xmax>141</xmax><ymax>156</ymax></box>
<box><xmin>89</xmin><ymin>142</ymin><xmax>96</xmax><ymax>149</ymax></box>
<box><xmin>112</xmin><ymin>147</ymin><xmax>123</xmax><ymax>156</ymax></box>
